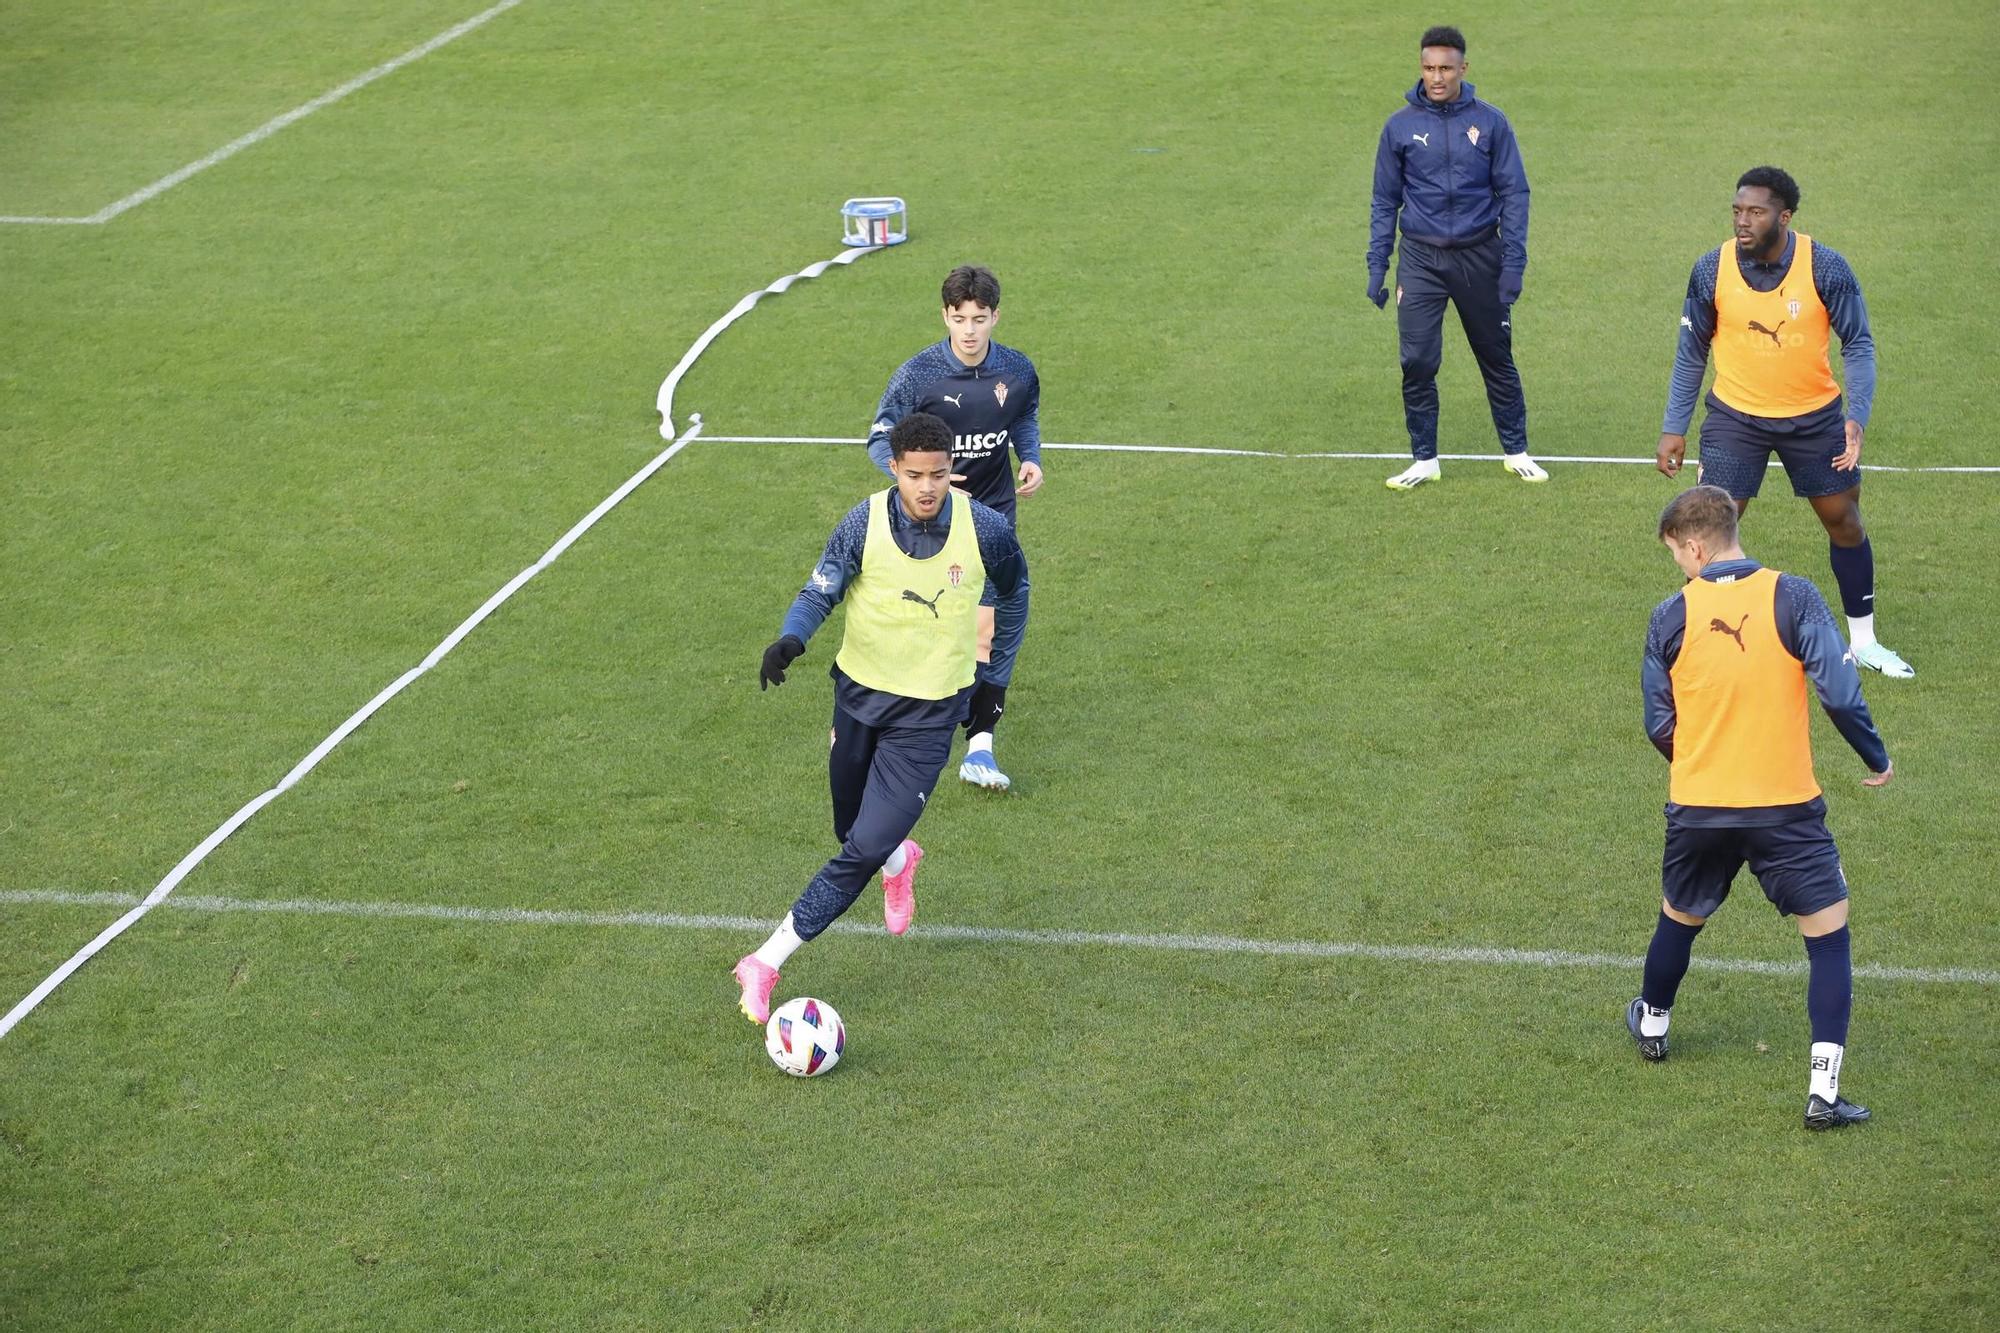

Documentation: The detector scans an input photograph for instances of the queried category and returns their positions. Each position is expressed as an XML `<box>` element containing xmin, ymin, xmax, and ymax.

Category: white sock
<box><xmin>1847</xmin><ymin>614</ymin><xmax>1877</xmax><ymax>649</ymax></box>
<box><xmin>967</xmin><ymin>731</ymin><xmax>995</xmax><ymax>756</ymax></box>
<box><xmin>1398</xmin><ymin>458</ymin><xmax>1440</xmax><ymax>477</ymax></box>
<box><xmin>1640</xmin><ymin>1005</ymin><xmax>1670</xmax><ymax>1038</ymax></box>
<box><xmin>880</xmin><ymin>843</ymin><xmax>908</xmax><ymax>879</ymax></box>
<box><xmin>1810</xmin><ymin>1041</ymin><xmax>1843</xmax><ymax>1103</ymax></box>
<box><xmin>753</xmin><ymin>913</ymin><xmax>804</xmax><ymax>970</ymax></box>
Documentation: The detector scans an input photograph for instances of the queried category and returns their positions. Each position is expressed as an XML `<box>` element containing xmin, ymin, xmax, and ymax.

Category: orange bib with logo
<box><xmin>1711</xmin><ymin>233</ymin><xmax>1840</xmax><ymax>418</ymax></box>
<box><xmin>1668</xmin><ymin>569</ymin><xmax>1821</xmax><ymax>808</ymax></box>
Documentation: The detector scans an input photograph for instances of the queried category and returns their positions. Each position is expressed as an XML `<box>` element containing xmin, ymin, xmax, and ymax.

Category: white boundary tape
<box><xmin>4</xmin><ymin>889</ymin><xmax>1993</xmax><ymax>988</ymax></box>
<box><xmin>0</xmin><ymin>246</ymin><xmax>885</xmax><ymax>1040</ymax></box>
<box><xmin>655</xmin><ymin>248</ymin><xmax>881</xmax><ymax>438</ymax></box>
<box><xmin>0</xmin><ymin>0</ymin><xmax>524</xmax><ymax>226</ymax></box>
<box><xmin>700</xmin><ymin>434</ymin><xmax>2000</xmax><ymax>474</ymax></box>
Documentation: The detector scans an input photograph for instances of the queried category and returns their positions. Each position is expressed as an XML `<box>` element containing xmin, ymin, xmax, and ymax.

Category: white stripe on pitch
<box><xmin>3</xmin><ymin>889</ymin><xmax>1991</xmax><ymax>987</ymax></box>
<box><xmin>697</xmin><ymin>434</ymin><xmax>2000</xmax><ymax>474</ymax></box>
<box><xmin>1</xmin><ymin>0</ymin><xmax>524</xmax><ymax>226</ymax></box>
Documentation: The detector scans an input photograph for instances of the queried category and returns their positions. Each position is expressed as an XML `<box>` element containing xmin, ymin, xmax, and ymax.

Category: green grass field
<box><xmin>4</xmin><ymin>2</ymin><xmax>1998</xmax><ymax>1327</ymax></box>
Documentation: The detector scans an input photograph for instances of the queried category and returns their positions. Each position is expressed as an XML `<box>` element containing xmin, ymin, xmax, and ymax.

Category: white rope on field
<box><xmin>656</xmin><ymin>247</ymin><xmax>883</xmax><ymax>438</ymax></box>
<box><xmin>2</xmin><ymin>246</ymin><xmax>888</xmax><ymax>1041</ymax></box>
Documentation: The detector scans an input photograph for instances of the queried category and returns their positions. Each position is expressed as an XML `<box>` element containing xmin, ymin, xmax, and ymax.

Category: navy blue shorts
<box><xmin>1661</xmin><ymin>814</ymin><xmax>1849</xmax><ymax>919</ymax></box>
<box><xmin>1696</xmin><ymin>409</ymin><xmax>1853</xmax><ymax>500</ymax></box>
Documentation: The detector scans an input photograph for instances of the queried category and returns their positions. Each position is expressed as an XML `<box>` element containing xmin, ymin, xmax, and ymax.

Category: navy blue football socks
<box><xmin>1641</xmin><ymin>911</ymin><xmax>1704</xmax><ymax>1013</ymax></box>
<box><xmin>1804</xmin><ymin>925</ymin><xmax>1853</xmax><ymax>1046</ymax></box>
<box><xmin>1828</xmin><ymin>537</ymin><xmax>1875</xmax><ymax>619</ymax></box>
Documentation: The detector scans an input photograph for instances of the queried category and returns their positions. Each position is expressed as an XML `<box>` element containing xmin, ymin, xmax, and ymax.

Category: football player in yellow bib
<box><xmin>733</xmin><ymin>413</ymin><xmax>1029</xmax><ymax>1025</ymax></box>
<box><xmin>1655</xmin><ymin>166</ymin><xmax>1913</xmax><ymax>679</ymax></box>
<box><xmin>1630</xmin><ymin>486</ymin><xmax>1893</xmax><ymax>1130</ymax></box>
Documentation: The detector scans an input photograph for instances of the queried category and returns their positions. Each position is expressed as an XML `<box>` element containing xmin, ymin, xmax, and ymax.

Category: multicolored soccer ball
<box><xmin>764</xmin><ymin>996</ymin><xmax>845</xmax><ymax>1077</ymax></box>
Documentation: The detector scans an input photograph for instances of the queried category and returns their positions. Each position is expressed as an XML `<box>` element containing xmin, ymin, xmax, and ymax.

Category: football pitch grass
<box><xmin>4</xmin><ymin>0</ymin><xmax>1998</xmax><ymax>1327</ymax></box>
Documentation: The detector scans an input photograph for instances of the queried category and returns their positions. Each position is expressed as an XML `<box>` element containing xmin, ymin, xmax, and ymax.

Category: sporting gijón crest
<box><xmin>948</xmin><ymin>563</ymin><xmax>964</xmax><ymax>588</ymax></box>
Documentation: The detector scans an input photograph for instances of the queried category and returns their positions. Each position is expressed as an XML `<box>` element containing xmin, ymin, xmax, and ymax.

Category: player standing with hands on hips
<box><xmin>1630</xmin><ymin>486</ymin><xmax>1891</xmax><ymax>1130</ymax></box>
<box><xmin>736</xmin><ymin>413</ymin><xmax>1029</xmax><ymax>1025</ymax></box>
<box><xmin>866</xmin><ymin>264</ymin><xmax>1041</xmax><ymax>791</ymax></box>
<box><xmin>1366</xmin><ymin>25</ymin><xmax>1544</xmax><ymax>490</ymax></box>
<box><xmin>1656</xmin><ymin>166</ymin><xmax>1913</xmax><ymax>679</ymax></box>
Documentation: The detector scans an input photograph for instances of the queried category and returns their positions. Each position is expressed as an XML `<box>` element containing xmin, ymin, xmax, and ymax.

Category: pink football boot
<box><xmin>882</xmin><ymin>839</ymin><xmax>924</xmax><ymax>936</ymax></box>
<box><xmin>733</xmin><ymin>955</ymin><xmax>779</xmax><ymax>1024</ymax></box>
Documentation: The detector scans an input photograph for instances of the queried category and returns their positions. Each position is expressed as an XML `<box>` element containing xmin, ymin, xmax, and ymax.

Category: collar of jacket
<box><xmin>1405</xmin><ymin>80</ymin><xmax>1476</xmax><ymax>115</ymax></box>
<box><xmin>1696</xmin><ymin>557</ymin><xmax>1763</xmax><ymax>581</ymax></box>
<box><xmin>935</xmin><ymin>337</ymin><xmax>993</xmax><ymax>379</ymax></box>
<box><xmin>888</xmin><ymin>487</ymin><xmax>954</xmax><ymax>539</ymax></box>
<box><xmin>1740</xmin><ymin>230</ymin><xmax>1797</xmax><ymax>275</ymax></box>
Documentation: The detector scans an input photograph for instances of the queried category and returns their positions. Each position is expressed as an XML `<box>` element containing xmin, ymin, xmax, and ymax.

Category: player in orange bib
<box><xmin>1654</xmin><ymin>167</ymin><xmax>1913</xmax><ymax>680</ymax></box>
<box><xmin>1630</xmin><ymin>486</ymin><xmax>1893</xmax><ymax>1130</ymax></box>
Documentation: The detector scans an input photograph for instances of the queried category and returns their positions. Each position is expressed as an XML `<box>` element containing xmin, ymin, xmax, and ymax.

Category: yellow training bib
<box><xmin>834</xmin><ymin>489</ymin><xmax>987</xmax><ymax>700</ymax></box>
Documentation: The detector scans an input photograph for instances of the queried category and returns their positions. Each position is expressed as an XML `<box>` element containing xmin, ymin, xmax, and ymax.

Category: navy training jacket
<box><xmin>1367</xmin><ymin>80</ymin><xmax>1529</xmax><ymax>279</ymax></box>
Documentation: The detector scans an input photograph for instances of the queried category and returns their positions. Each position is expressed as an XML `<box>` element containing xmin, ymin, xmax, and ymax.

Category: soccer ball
<box><xmin>764</xmin><ymin>996</ymin><xmax>845</xmax><ymax>1077</ymax></box>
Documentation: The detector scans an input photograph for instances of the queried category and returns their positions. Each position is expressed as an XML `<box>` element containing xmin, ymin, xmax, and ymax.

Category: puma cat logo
<box><xmin>1412</xmin><ymin>132</ymin><xmax>1431</xmax><ymax>147</ymax></box>
<box><xmin>942</xmin><ymin>393</ymin><xmax>963</xmax><ymax>407</ymax></box>
<box><xmin>902</xmin><ymin>588</ymin><xmax>946</xmax><ymax>617</ymax></box>
<box><xmin>1748</xmin><ymin>319</ymin><xmax>1786</xmax><ymax>346</ymax></box>
<box><xmin>1710</xmin><ymin>614</ymin><xmax>1749</xmax><ymax>651</ymax></box>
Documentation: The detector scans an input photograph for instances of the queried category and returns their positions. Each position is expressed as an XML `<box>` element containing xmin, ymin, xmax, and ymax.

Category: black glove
<box><xmin>759</xmin><ymin>635</ymin><xmax>805</xmax><ymax>690</ymax></box>
<box><xmin>1367</xmin><ymin>270</ymin><xmax>1390</xmax><ymax>310</ymax></box>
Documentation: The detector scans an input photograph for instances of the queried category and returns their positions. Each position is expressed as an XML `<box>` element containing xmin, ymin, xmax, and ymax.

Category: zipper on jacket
<box><xmin>1442</xmin><ymin>105</ymin><xmax>1457</xmax><ymax>242</ymax></box>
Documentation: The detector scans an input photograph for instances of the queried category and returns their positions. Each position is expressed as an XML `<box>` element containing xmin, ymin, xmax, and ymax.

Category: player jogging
<box><xmin>1656</xmin><ymin>166</ymin><xmax>1913</xmax><ymax>678</ymax></box>
<box><xmin>1630</xmin><ymin>485</ymin><xmax>1892</xmax><ymax>1130</ymax></box>
<box><xmin>866</xmin><ymin>264</ymin><xmax>1041</xmax><ymax>791</ymax></box>
<box><xmin>734</xmin><ymin>413</ymin><xmax>1029</xmax><ymax>1024</ymax></box>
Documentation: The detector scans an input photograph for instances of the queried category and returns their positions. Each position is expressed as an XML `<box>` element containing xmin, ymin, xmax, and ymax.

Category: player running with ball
<box><xmin>734</xmin><ymin>413</ymin><xmax>1029</xmax><ymax>1024</ymax></box>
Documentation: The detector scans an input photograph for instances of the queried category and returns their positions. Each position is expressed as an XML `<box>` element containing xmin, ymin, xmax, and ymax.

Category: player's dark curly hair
<box><xmin>889</xmin><ymin>411</ymin><xmax>954</xmax><ymax>461</ymax></box>
<box><xmin>941</xmin><ymin>264</ymin><xmax>1001</xmax><ymax>311</ymax></box>
<box><xmin>1658</xmin><ymin>485</ymin><xmax>1741</xmax><ymax>545</ymax></box>
<box><xmin>1737</xmin><ymin>166</ymin><xmax>1801</xmax><ymax>213</ymax></box>
<box><xmin>1420</xmin><ymin>25</ymin><xmax>1466</xmax><ymax>54</ymax></box>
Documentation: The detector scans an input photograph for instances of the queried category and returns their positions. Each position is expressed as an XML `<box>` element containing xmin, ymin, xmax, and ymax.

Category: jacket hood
<box><xmin>1405</xmin><ymin>79</ymin><xmax>1476</xmax><ymax>113</ymax></box>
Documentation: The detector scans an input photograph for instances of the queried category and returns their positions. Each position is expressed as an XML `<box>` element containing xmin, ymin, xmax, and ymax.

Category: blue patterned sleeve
<box><xmin>971</xmin><ymin>500</ymin><xmax>1029</xmax><ymax>679</ymax></box>
<box><xmin>866</xmin><ymin>352</ymin><xmax>931</xmax><ymax>479</ymax></box>
<box><xmin>779</xmin><ymin>501</ymin><xmax>871</xmax><ymax>644</ymax></box>
<box><xmin>1662</xmin><ymin>251</ymin><xmax>1719</xmax><ymax>435</ymax></box>
<box><xmin>1642</xmin><ymin>592</ymin><xmax>1685</xmax><ymax>759</ymax></box>
<box><xmin>1774</xmin><ymin>573</ymin><xmax>1889</xmax><ymax>772</ymax></box>
<box><xmin>1009</xmin><ymin>352</ymin><xmax>1042</xmax><ymax>466</ymax></box>
<box><xmin>1813</xmin><ymin>245</ymin><xmax>1876</xmax><ymax>428</ymax></box>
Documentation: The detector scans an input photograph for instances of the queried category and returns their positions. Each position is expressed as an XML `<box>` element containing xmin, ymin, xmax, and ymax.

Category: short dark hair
<box><xmin>889</xmin><ymin>411</ymin><xmax>953</xmax><ymax>461</ymax></box>
<box><xmin>941</xmin><ymin>264</ymin><xmax>1001</xmax><ymax>311</ymax></box>
<box><xmin>1736</xmin><ymin>165</ymin><xmax>1801</xmax><ymax>213</ymax></box>
<box><xmin>1658</xmin><ymin>485</ymin><xmax>1741</xmax><ymax>544</ymax></box>
<box><xmin>1420</xmin><ymin>25</ymin><xmax>1466</xmax><ymax>54</ymax></box>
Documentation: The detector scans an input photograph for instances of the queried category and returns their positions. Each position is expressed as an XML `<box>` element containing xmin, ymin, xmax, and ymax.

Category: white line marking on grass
<box><xmin>700</xmin><ymin>434</ymin><xmax>2000</xmax><ymax>474</ymax></box>
<box><xmin>4</xmin><ymin>890</ymin><xmax>1993</xmax><ymax>988</ymax></box>
<box><xmin>0</xmin><ymin>215</ymin><xmax>100</xmax><ymax>225</ymax></box>
<box><xmin>0</xmin><ymin>246</ymin><xmax>889</xmax><ymax>1041</ymax></box>
<box><xmin>0</xmin><ymin>0</ymin><xmax>523</xmax><ymax>226</ymax></box>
